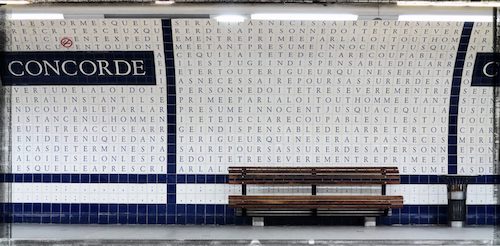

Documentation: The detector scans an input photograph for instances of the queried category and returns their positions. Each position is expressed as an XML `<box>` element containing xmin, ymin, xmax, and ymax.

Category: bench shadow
<box><xmin>263</xmin><ymin>216</ymin><xmax>364</xmax><ymax>226</ymax></box>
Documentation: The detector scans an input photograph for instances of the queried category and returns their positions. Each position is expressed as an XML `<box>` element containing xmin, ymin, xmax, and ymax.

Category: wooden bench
<box><xmin>228</xmin><ymin>166</ymin><xmax>403</xmax><ymax>226</ymax></box>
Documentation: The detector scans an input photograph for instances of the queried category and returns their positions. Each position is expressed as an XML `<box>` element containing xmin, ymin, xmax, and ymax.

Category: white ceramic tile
<box><xmin>174</xmin><ymin>20</ymin><xmax>462</xmax><ymax>175</ymax></box>
<box><xmin>4</xmin><ymin>19</ymin><xmax>496</xmax><ymax>207</ymax></box>
<box><xmin>386</xmin><ymin>184</ymin><xmax>447</xmax><ymax>205</ymax></box>
<box><xmin>8</xmin><ymin>19</ymin><xmax>166</xmax><ymax>175</ymax></box>
<box><xmin>176</xmin><ymin>184</ymin><xmax>240</xmax><ymax>204</ymax></box>
<box><xmin>9</xmin><ymin>183</ymin><xmax>166</xmax><ymax>203</ymax></box>
<box><xmin>467</xmin><ymin>185</ymin><xmax>499</xmax><ymax>205</ymax></box>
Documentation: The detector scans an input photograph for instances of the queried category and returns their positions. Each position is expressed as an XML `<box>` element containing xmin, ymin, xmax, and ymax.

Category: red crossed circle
<box><xmin>60</xmin><ymin>37</ymin><xmax>73</xmax><ymax>48</ymax></box>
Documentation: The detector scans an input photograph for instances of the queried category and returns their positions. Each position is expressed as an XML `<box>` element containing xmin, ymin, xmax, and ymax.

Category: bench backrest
<box><xmin>228</xmin><ymin>166</ymin><xmax>400</xmax><ymax>185</ymax></box>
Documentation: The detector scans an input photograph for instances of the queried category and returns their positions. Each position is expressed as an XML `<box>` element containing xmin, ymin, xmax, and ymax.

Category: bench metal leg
<box><xmin>252</xmin><ymin>217</ymin><xmax>265</xmax><ymax>227</ymax></box>
<box><xmin>451</xmin><ymin>221</ymin><xmax>464</xmax><ymax>228</ymax></box>
<box><xmin>364</xmin><ymin>217</ymin><xmax>376</xmax><ymax>227</ymax></box>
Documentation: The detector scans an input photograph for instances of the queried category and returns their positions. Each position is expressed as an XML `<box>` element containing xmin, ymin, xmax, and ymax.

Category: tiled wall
<box><xmin>0</xmin><ymin>18</ymin><xmax>498</xmax><ymax>225</ymax></box>
<box><xmin>1</xmin><ymin>203</ymin><xmax>499</xmax><ymax>225</ymax></box>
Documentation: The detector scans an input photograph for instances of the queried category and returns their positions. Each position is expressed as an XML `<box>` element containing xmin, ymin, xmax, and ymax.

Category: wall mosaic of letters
<box><xmin>0</xmin><ymin>18</ymin><xmax>497</xmax><ymax>225</ymax></box>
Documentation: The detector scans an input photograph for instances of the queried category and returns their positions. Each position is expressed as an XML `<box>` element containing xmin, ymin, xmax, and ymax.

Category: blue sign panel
<box><xmin>472</xmin><ymin>52</ymin><xmax>499</xmax><ymax>87</ymax></box>
<box><xmin>0</xmin><ymin>51</ymin><xmax>156</xmax><ymax>86</ymax></box>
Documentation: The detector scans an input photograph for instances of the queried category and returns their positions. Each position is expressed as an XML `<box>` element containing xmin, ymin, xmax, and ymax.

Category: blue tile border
<box><xmin>0</xmin><ymin>203</ymin><xmax>242</xmax><ymax>225</ymax></box>
<box><xmin>448</xmin><ymin>22</ymin><xmax>473</xmax><ymax>174</ymax></box>
<box><xmin>2</xmin><ymin>174</ymin><xmax>499</xmax><ymax>184</ymax></box>
<box><xmin>162</xmin><ymin>19</ymin><xmax>177</xmax><ymax>210</ymax></box>
<box><xmin>1</xmin><ymin>203</ymin><xmax>498</xmax><ymax>225</ymax></box>
<box><xmin>379</xmin><ymin>205</ymin><xmax>448</xmax><ymax>225</ymax></box>
<box><xmin>399</xmin><ymin>175</ymin><xmax>500</xmax><ymax>184</ymax></box>
<box><xmin>381</xmin><ymin>205</ymin><xmax>499</xmax><ymax>225</ymax></box>
<box><xmin>0</xmin><ymin>173</ymin><xmax>168</xmax><ymax>183</ymax></box>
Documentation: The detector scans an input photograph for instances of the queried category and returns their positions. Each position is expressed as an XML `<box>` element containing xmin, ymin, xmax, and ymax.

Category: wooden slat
<box><xmin>228</xmin><ymin>167</ymin><xmax>399</xmax><ymax>173</ymax></box>
<box><xmin>228</xmin><ymin>180</ymin><xmax>400</xmax><ymax>185</ymax></box>
<box><xmin>228</xmin><ymin>195</ymin><xmax>404</xmax><ymax>209</ymax></box>
<box><xmin>228</xmin><ymin>166</ymin><xmax>400</xmax><ymax>185</ymax></box>
<box><xmin>229</xmin><ymin>167</ymin><xmax>399</xmax><ymax>172</ymax></box>
<box><xmin>229</xmin><ymin>175</ymin><xmax>399</xmax><ymax>179</ymax></box>
<box><xmin>228</xmin><ymin>166</ymin><xmax>402</xmax><ymax>217</ymax></box>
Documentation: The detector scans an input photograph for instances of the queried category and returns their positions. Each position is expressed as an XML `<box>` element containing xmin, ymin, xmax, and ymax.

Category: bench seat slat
<box><xmin>229</xmin><ymin>175</ymin><xmax>399</xmax><ymax>179</ymax></box>
<box><xmin>231</xmin><ymin>173</ymin><xmax>399</xmax><ymax>177</ymax></box>
<box><xmin>230</xmin><ymin>195</ymin><xmax>402</xmax><ymax>200</ymax></box>
<box><xmin>229</xmin><ymin>177</ymin><xmax>400</xmax><ymax>185</ymax></box>
<box><xmin>229</xmin><ymin>167</ymin><xmax>399</xmax><ymax>171</ymax></box>
<box><xmin>229</xmin><ymin>195</ymin><xmax>404</xmax><ymax>209</ymax></box>
<box><xmin>228</xmin><ymin>167</ymin><xmax>400</xmax><ymax>173</ymax></box>
<box><xmin>228</xmin><ymin>181</ymin><xmax>400</xmax><ymax>185</ymax></box>
<box><xmin>228</xmin><ymin>166</ymin><xmax>400</xmax><ymax>185</ymax></box>
<box><xmin>228</xmin><ymin>166</ymin><xmax>402</xmax><ymax>220</ymax></box>
<box><xmin>229</xmin><ymin>166</ymin><xmax>399</xmax><ymax>169</ymax></box>
<box><xmin>229</xmin><ymin>170</ymin><xmax>399</xmax><ymax>175</ymax></box>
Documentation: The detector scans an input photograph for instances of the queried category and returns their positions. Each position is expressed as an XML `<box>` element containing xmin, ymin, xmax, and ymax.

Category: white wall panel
<box><xmin>5</xmin><ymin>19</ymin><xmax>166</xmax><ymax>174</ymax></box>
<box><xmin>457</xmin><ymin>22</ymin><xmax>495</xmax><ymax>175</ymax></box>
<box><xmin>176</xmin><ymin>184</ymin><xmax>240</xmax><ymax>204</ymax></box>
<box><xmin>387</xmin><ymin>184</ymin><xmax>448</xmax><ymax>205</ymax></box>
<box><xmin>174</xmin><ymin>20</ymin><xmax>462</xmax><ymax>175</ymax></box>
<box><xmin>10</xmin><ymin>183</ymin><xmax>166</xmax><ymax>204</ymax></box>
<box><xmin>178</xmin><ymin>184</ymin><xmax>500</xmax><ymax>205</ymax></box>
<box><xmin>467</xmin><ymin>185</ymin><xmax>499</xmax><ymax>205</ymax></box>
<box><xmin>2</xmin><ymin>18</ymin><xmax>496</xmax><ymax>211</ymax></box>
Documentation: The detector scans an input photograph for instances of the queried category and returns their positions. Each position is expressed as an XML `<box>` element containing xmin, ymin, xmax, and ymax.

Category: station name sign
<box><xmin>0</xmin><ymin>51</ymin><xmax>156</xmax><ymax>86</ymax></box>
<box><xmin>472</xmin><ymin>52</ymin><xmax>499</xmax><ymax>87</ymax></box>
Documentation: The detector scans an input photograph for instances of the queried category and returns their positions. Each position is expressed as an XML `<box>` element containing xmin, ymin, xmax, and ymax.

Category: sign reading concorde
<box><xmin>0</xmin><ymin>51</ymin><xmax>156</xmax><ymax>85</ymax></box>
<box><xmin>472</xmin><ymin>52</ymin><xmax>500</xmax><ymax>86</ymax></box>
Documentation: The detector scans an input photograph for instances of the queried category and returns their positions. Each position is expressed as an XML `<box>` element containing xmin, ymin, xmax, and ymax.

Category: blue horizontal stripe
<box><xmin>399</xmin><ymin>175</ymin><xmax>500</xmax><ymax>184</ymax></box>
<box><xmin>0</xmin><ymin>203</ymin><xmax>498</xmax><ymax>225</ymax></box>
<box><xmin>0</xmin><ymin>173</ymin><xmax>167</xmax><ymax>183</ymax></box>
<box><xmin>1</xmin><ymin>173</ymin><xmax>499</xmax><ymax>184</ymax></box>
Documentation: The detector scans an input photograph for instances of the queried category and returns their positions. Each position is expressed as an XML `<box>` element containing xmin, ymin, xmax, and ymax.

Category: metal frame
<box><xmin>234</xmin><ymin>167</ymin><xmax>396</xmax><ymax>218</ymax></box>
<box><xmin>0</xmin><ymin>6</ymin><xmax>12</xmax><ymax>239</ymax></box>
<box><xmin>493</xmin><ymin>6</ymin><xmax>499</xmax><ymax>243</ymax></box>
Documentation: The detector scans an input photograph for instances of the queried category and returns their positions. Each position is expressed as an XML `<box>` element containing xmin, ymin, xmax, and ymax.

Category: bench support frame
<box><xmin>364</xmin><ymin>217</ymin><xmax>376</xmax><ymax>227</ymax></box>
<box><xmin>252</xmin><ymin>217</ymin><xmax>265</xmax><ymax>227</ymax></box>
<box><xmin>229</xmin><ymin>166</ymin><xmax>403</xmax><ymax>226</ymax></box>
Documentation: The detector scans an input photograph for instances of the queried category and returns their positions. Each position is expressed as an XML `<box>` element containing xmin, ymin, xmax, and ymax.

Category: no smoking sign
<box><xmin>60</xmin><ymin>37</ymin><xmax>73</xmax><ymax>48</ymax></box>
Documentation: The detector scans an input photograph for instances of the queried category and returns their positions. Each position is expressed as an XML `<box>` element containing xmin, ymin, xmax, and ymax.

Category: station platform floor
<box><xmin>1</xmin><ymin>224</ymin><xmax>498</xmax><ymax>245</ymax></box>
